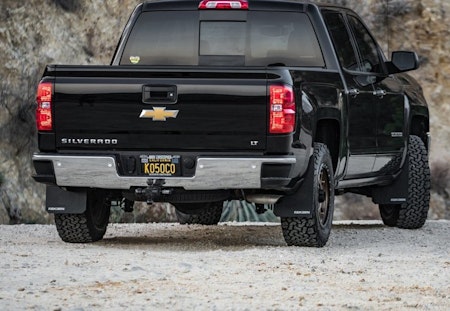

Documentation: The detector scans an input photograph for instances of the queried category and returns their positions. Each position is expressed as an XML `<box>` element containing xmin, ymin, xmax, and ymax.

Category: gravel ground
<box><xmin>0</xmin><ymin>220</ymin><xmax>449</xmax><ymax>310</ymax></box>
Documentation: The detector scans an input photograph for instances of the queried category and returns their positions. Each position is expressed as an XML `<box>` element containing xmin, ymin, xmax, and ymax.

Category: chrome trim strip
<box><xmin>33</xmin><ymin>155</ymin><xmax>296</xmax><ymax>190</ymax></box>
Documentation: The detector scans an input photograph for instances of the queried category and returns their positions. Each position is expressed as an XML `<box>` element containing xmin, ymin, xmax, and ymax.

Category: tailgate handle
<box><xmin>142</xmin><ymin>85</ymin><xmax>177</xmax><ymax>104</ymax></box>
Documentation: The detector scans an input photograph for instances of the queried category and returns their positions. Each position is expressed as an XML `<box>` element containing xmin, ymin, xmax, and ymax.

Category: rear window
<box><xmin>120</xmin><ymin>11</ymin><xmax>324</xmax><ymax>67</ymax></box>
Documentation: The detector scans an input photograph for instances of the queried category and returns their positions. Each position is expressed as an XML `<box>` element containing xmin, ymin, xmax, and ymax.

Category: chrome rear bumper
<box><xmin>32</xmin><ymin>154</ymin><xmax>296</xmax><ymax>190</ymax></box>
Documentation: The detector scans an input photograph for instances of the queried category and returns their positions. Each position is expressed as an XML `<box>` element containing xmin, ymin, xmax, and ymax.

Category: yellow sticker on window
<box><xmin>129</xmin><ymin>56</ymin><xmax>140</xmax><ymax>64</ymax></box>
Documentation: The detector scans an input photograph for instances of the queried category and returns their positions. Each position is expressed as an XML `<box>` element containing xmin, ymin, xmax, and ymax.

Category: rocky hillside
<box><xmin>0</xmin><ymin>0</ymin><xmax>448</xmax><ymax>224</ymax></box>
<box><xmin>0</xmin><ymin>0</ymin><xmax>140</xmax><ymax>223</ymax></box>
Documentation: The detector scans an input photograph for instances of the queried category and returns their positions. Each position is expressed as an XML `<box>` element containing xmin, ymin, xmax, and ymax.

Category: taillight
<box><xmin>269</xmin><ymin>85</ymin><xmax>296</xmax><ymax>134</ymax></box>
<box><xmin>198</xmin><ymin>0</ymin><xmax>248</xmax><ymax>10</ymax></box>
<box><xmin>36</xmin><ymin>82</ymin><xmax>53</xmax><ymax>131</ymax></box>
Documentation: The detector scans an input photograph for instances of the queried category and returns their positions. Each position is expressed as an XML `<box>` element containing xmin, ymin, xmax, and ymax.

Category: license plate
<box><xmin>140</xmin><ymin>155</ymin><xmax>181</xmax><ymax>176</ymax></box>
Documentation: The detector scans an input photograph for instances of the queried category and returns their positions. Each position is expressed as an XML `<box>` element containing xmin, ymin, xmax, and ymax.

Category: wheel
<box><xmin>379</xmin><ymin>204</ymin><xmax>399</xmax><ymax>227</ymax></box>
<box><xmin>281</xmin><ymin>143</ymin><xmax>335</xmax><ymax>247</ymax></box>
<box><xmin>54</xmin><ymin>190</ymin><xmax>111</xmax><ymax>243</ymax></box>
<box><xmin>175</xmin><ymin>202</ymin><xmax>223</xmax><ymax>225</ymax></box>
<box><xmin>379</xmin><ymin>135</ymin><xmax>430</xmax><ymax>228</ymax></box>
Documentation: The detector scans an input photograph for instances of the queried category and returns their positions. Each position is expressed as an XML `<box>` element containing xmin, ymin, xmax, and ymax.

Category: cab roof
<box><xmin>141</xmin><ymin>0</ymin><xmax>319</xmax><ymax>12</ymax></box>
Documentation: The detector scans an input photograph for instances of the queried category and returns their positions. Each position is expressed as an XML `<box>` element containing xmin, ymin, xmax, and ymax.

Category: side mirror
<box><xmin>387</xmin><ymin>51</ymin><xmax>419</xmax><ymax>74</ymax></box>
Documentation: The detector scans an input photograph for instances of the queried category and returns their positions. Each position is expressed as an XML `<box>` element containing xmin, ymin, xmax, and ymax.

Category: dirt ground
<box><xmin>0</xmin><ymin>220</ymin><xmax>449</xmax><ymax>310</ymax></box>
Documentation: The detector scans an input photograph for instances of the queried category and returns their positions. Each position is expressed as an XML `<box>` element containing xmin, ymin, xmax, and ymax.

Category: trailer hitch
<box><xmin>135</xmin><ymin>179</ymin><xmax>172</xmax><ymax>204</ymax></box>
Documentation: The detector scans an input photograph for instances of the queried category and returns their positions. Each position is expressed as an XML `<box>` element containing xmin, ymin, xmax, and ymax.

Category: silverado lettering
<box><xmin>61</xmin><ymin>138</ymin><xmax>118</xmax><ymax>145</ymax></box>
<box><xmin>33</xmin><ymin>0</ymin><xmax>430</xmax><ymax>247</ymax></box>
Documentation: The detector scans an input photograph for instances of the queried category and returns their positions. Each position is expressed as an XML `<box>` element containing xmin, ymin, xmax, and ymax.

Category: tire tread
<box><xmin>397</xmin><ymin>135</ymin><xmax>430</xmax><ymax>229</ymax></box>
<box><xmin>378</xmin><ymin>135</ymin><xmax>430</xmax><ymax>229</ymax></box>
<box><xmin>176</xmin><ymin>203</ymin><xmax>223</xmax><ymax>225</ymax></box>
<box><xmin>54</xmin><ymin>190</ymin><xmax>110</xmax><ymax>243</ymax></box>
<box><xmin>280</xmin><ymin>143</ymin><xmax>334</xmax><ymax>247</ymax></box>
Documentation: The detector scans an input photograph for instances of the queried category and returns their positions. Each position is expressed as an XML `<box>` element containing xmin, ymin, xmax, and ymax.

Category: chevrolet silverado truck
<box><xmin>32</xmin><ymin>0</ymin><xmax>430</xmax><ymax>247</ymax></box>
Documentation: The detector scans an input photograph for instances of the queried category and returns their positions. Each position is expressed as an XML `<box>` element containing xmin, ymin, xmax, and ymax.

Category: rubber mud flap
<box><xmin>273</xmin><ymin>155</ymin><xmax>314</xmax><ymax>218</ymax></box>
<box><xmin>46</xmin><ymin>186</ymin><xmax>87</xmax><ymax>214</ymax></box>
<box><xmin>372</xmin><ymin>158</ymin><xmax>409</xmax><ymax>205</ymax></box>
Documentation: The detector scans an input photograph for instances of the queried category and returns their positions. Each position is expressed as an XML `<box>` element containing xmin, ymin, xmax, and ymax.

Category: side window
<box><xmin>347</xmin><ymin>15</ymin><xmax>383</xmax><ymax>74</ymax></box>
<box><xmin>323</xmin><ymin>12</ymin><xmax>359</xmax><ymax>71</ymax></box>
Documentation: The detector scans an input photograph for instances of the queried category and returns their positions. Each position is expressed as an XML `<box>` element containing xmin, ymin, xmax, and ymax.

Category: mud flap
<box><xmin>273</xmin><ymin>155</ymin><xmax>314</xmax><ymax>218</ymax></box>
<box><xmin>371</xmin><ymin>162</ymin><xmax>409</xmax><ymax>205</ymax></box>
<box><xmin>46</xmin><ymin>186</ymin><xmax>87</xmax><ymax>214</ymax></box>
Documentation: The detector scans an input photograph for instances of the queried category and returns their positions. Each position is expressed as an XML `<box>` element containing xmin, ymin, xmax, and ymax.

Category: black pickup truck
<box><xmin>33</xmin><ymin>0</ymin><xmax>430</xmax><ymax>247</ymax></box>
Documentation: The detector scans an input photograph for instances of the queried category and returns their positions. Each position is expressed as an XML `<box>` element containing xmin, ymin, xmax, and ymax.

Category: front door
<box><xmin>345</xmin><ymin>14</ymin><xmax>406</xmax><ymax>175</ymax></box>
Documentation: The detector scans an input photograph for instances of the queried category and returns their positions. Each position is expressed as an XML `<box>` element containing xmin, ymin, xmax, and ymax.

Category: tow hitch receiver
<box><xmin>135</xmin><ymin>179</ymin><xmax>172</xmax><ymax>204</ymax></box>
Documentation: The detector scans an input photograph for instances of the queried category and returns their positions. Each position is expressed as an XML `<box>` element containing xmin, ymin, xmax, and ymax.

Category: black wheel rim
<box><xmin>318</xmin><ymin>163</ymin><xmax>330</xmax><ymax>226</ymax></box>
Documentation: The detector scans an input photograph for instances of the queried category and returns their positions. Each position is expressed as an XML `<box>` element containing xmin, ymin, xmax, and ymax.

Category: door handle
<box><xmin>348</xmin><ymin>88</ymin><xmax>360</xmax><ymax>97</ymax></box>
<box><xmin>373</xmin><ymin>89</ymin><xmax>387</xmax><ymax>98</ymax></box>
<box><xmin>142</xmin><ymin>85</ymin><xmax>177</xmax><ymax>104</ymax></box>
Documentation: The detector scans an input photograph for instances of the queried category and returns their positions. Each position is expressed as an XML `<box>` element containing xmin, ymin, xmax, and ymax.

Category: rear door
<box><xmin>322</xmin><ymin>11</ymin><xmax>377</xmax><ymax>178</ymax></box>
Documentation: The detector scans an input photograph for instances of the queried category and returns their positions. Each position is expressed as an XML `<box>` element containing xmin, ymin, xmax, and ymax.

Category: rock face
<box><xmin>0</xmin><ymin>0</ymin><xmax>139</xmax><ymax>223</ymax></box>
<box><xmin>0</xmin><ymin>0</ymin><xmax>448</xmax><ymax>223</ymax></box>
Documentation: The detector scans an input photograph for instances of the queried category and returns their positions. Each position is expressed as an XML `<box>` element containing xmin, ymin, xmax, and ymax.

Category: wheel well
<box><xmin>315</xmin><ymin>119</ymin><xmax>340</xmax><ymax>171</ymax></box>
<box><xmin>410</xmin><ymin>115</ymin><xmax>429</xmax><ymax>150</ymax></box>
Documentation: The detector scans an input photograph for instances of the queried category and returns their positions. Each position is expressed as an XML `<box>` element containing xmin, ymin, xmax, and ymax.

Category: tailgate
<box><xmin>53</xmin><ymin>68</ymin><xmax>268</xmax><ymax>151</ymax></box>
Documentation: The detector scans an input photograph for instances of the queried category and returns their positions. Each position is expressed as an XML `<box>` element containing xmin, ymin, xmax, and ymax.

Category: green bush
<box><xmin>221</xmin><ymin>201</ymin><xmax>279</xmax><ymax>222</ymax></box>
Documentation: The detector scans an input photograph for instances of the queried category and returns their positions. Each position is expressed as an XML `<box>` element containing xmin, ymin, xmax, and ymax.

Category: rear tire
<box><xmin>379</xmin><ymin>204</ymin><xmax>399</xmax><ymax>227</ymax></box>
<box><xmin>281</xmin><ymin>143</ymin><xmax>335</xmax><ymax>247</ymax></box>
<box><xmin>54</xmin><ymin>190</ymin><xmax>111</xmax><ymax>243</ymax></box>
<box><xmin>379</xmin><ymin>135</ymin><xmax>430</xmax><ymax>228</ymax></box>
<box><xmin>175</xmin><ymin>202</ymin><xmax>223</xmax><ymax>225</ymax></box>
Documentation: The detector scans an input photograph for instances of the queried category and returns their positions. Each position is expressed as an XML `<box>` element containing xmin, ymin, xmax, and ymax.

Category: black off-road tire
<box><xmin>379</xmin><ymin>204</ymin><xmax>399</xmax><ymax>227</ymax></box>
<box><xmin>54</xmin><ymin>190</ymin><xmax>111</xmax><ymax>243</ymax></box>
<box><xmin>379</xmin><ymin>135</ymin><xmax>430</xmax><ymax>229</ymax></box>
<box><xmin>175</xmin><ymin>202</ymin><xmax>223</xmax><ymax>225</ymax></box>
<box><xmin>281</xmin><ymin>143</ymin><xmax>335</xmax><ymax>247</ymax></box>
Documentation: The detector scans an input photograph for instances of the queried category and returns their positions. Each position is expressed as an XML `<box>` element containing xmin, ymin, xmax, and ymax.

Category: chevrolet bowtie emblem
<box><xmin>139</xmin><ymin>107</ymin><xmax>179</xmax><ymax>121</ymax></box>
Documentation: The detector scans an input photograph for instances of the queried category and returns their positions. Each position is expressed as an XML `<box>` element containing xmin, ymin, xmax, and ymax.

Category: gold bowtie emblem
<box><xmin>139</xmin><ymin>107</ymin><xmax>179</xmax><ymax>121</ymax></box>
